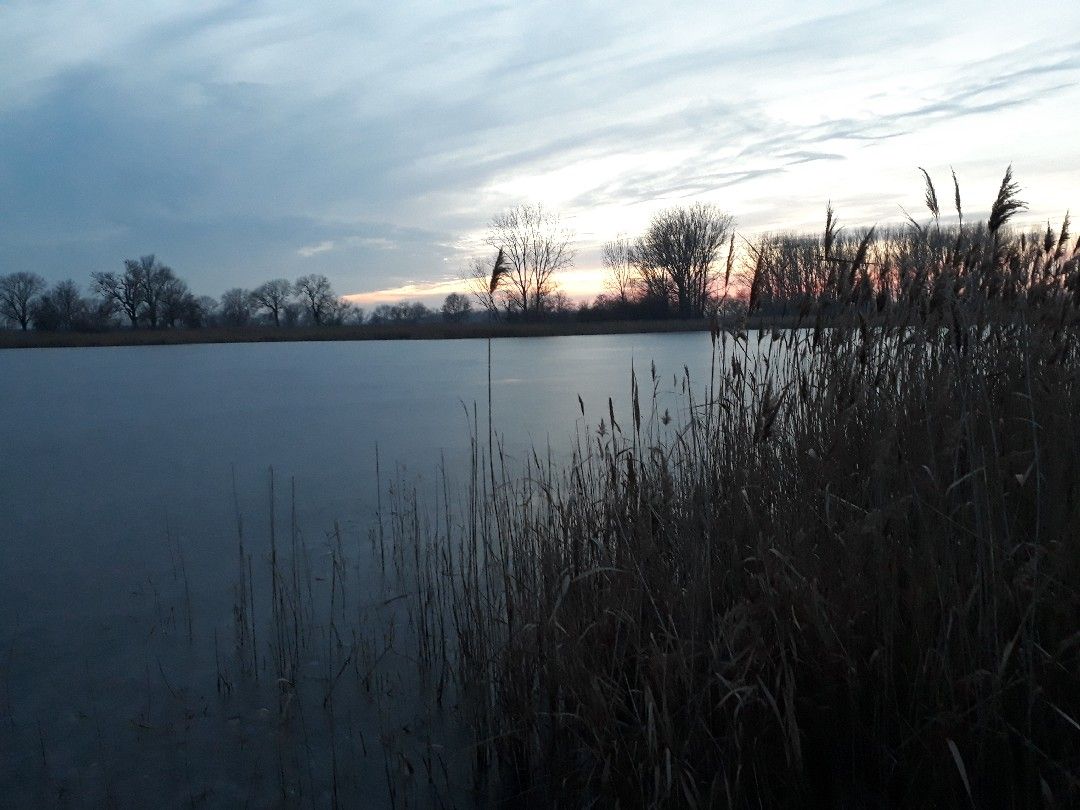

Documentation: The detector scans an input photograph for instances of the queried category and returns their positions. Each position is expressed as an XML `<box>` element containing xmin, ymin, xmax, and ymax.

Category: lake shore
<box><xmin>0</xmin><ymin>315</ymin><xmax>799</xmax><ymax>349</ymax></box>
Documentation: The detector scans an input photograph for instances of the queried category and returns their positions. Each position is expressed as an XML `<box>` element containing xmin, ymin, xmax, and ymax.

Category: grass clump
<box><xmin>389</xmin><ymin>169</ymin><xmax>1080</xmax><ymax>806</ymax></box>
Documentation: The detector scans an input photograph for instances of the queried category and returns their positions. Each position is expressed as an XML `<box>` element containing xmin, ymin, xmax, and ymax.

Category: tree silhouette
<box><xmin>0</xmin><ymin>272</ymin><xmax>47</xmax><ymax>330</ymax></box>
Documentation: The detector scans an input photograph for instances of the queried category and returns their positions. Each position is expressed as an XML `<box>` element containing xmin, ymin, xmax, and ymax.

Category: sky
<box><xmin>1</xmin><ymin>1</ymin><xmax>1079</xmax><ymax>305</ymax></box>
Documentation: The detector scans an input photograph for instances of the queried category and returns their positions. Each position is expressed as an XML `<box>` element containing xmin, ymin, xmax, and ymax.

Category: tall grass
<box><xmin>135</xmin><ymin>168</ymin><xmax>1079</xmax><ymax>806</ymax></box>
<box><xmin>385</xmin><ymin>171</ymin><xmax>1080</xmax><ymax>806</ymax></box>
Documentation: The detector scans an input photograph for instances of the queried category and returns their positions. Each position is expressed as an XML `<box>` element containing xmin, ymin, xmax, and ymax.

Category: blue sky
<box><xmin>2</xmin><ymin>1</ymin><xmax>1078</xmax><ymax>303</ymax></box>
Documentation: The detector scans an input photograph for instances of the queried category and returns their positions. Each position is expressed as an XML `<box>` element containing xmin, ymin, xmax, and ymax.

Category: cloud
<box><xmin>297</xmin><ymin>240</ymin><xmax>335</xmax><ymax>257</ymax></box>
<box><xmin>347</xmin><ymin>237</ymin><xmax>397</xmax><ymax>251</ymax></box>
<box><xmin>780</xmin><ymin>152</ymin><xmax>846</xmax><ymax>166</ymax></box>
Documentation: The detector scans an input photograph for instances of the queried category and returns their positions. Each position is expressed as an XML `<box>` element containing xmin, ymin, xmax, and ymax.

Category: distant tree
<box><xmin>92</xmin><ymin>266</ymin><xmax>143</xmax><ymax>328</ymax></box>
<box><xmin>338</xmin><ymin>303</ymin><xmax>365</xmax><ymax>326</ymax></box>
<box><xmin>166</xmin><ymin>294</ymin><xmax>204</xmax><ymax>329</ymax></box>
<box><xmin>219</xmin><ymin>288</ymin><xmax>252</xmax><ymax>327</ymax></box>
<box><xmin>33</xmin><ymin>279</ymin><xmax>87</xmax><ymax>332</ymax></box>
<box><xmin>712</xmin><ymin>293</ymin><xmax>748</xmax><ymax>321</ymax></box>
<box><xmin>281</xmin><ymin>302</ymin><xmax>302</xmax><ymax>328</ymax></box>
<box><xmin>441</xmin><ymin>292</ymin><xmax>473</xmax><ymax>322</ymax></box>
<box><xmin>368</xmin><ymin>304</ymin><xmax>395</xmax><ymax>325</ymax></box>
<box><xmin>486</xmin><ymin>203</ymin><xmax>574</xmax><ymax>318</ymax></box>
<box><xmin>90</xmin><ymin>255</ymin><xmax>182</xmax><ymax>329</ymax></box>
<box><xmin>394</xmin><ymin>302</ymin><xmax>427</xmax><ymax>321</ymax></box>
<box><xmin>160</xmin><ymin>278</ymin><xmax>195</xmax><ymax>328</ymax></box>
<box><xmin>321</xmin><ymin>297</ymin><xmax>358</xmax><ymax>326</ymax></box>
<box><xmin>591</xmin><ymin>293</ymin><xmax>614</xmax><ymax>311</ymax></box>
<box><xmin>466</xmin><ymin>256</ymin><xmax>501</xmax><ymax>318</ymax></box>
<box><xmin>93</xmin><ymin>259</ymin><xmax>150</xmax><ymax>327</ymax></box>
<box><xmin>0</xmin><ymin>272</ymin><xmax>47</xmax><ymax>330</ymax></box>
<box><xmin>636</xmin><ymin>204</ymin><xmax>734</xmax><ymax>317</ymax></box>
<box><xmin>602</xmin><ymin>235</ymin><xmax>640</xmax><ymax>305</ymax></box>
<box><xmin>580</xmin><ymin>293</ymin><xmax>622</xmax><ymax>322</ymax></box>
<box><xmin>369</xmin><ymin>300</ymin><xmax>431</xmax><ymax>324</ymax></box>
<box><xmin>545</xmin><ymin>290</ymin><xmax>574</xmax><ymax>318</ymax></box>
<box><xmin>405</xmin><ymin>301</ymin><xmax>432</xmax><ymax>322</ymax></box>
<box><xmin>250</xmin><ymin>279</ymin><xmax>292</xmax><ymax>326</ymax></box>
<box><xmin>294</xmin><ymin>274</ymin><xmax>337</xmax><ymax>325</ymax></box>
<box><xmin>31</xmin><ymin>295</ymin><xmax>62</xmax><ymax>331</ymax></box>
<box><xmin>51</xmin><ymin>280</ymin><xmax>86</xmax><ymax>330</ymax></box>
<box><xmin>195</xmin><ymin>296</ymin><xmax>219</xmax><ymax>328</ymax></box>
<box><xmin>125</xmin><ymin>255</ymin><xmax>177</xmax><ymax>329</ymax></box>
<box><xmin>145</xmin><ymin>264</ymin><xmax>180</xmax><ymax>328</ymax></box>
<box><xmin>79</xmin><ymin>296</ymin><xmax>119</xmax><ymax>331</ymax></box>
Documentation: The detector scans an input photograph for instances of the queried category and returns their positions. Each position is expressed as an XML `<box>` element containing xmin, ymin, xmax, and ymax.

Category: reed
<box><xmin>382</xmin><ymin>168</ymin><xmax>1080</xmax><ymax>806</ymax></box>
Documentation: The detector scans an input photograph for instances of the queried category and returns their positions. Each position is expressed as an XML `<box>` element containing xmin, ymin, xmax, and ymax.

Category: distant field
<box><xmin>0</xmin><ymin>317</ymin><xmax>778</xmax><ymax>349</ymax></box>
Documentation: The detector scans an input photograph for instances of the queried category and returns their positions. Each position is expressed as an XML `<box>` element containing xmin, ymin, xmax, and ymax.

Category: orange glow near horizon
<box><xmin>345</xmin><ymin>266</ymin><xmax>609</xmax><ymax>308</ymax></box>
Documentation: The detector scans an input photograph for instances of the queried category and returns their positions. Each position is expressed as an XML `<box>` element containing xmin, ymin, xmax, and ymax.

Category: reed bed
<box><xmin>384</xmin><ymin>173</ymin><xmax>1080</xmax><ymax>806</ymax></box>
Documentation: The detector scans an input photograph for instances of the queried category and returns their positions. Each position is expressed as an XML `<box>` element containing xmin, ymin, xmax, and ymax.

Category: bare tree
<box><xmin>281</xmin><ymin>302</ymin><xmax>302</xmax><ymax>327</ymax></box>
<box><xmin>441</xmin><ymin>292</ymin><xmax>472</xmax><ymax>322</ymax></box>
<box><xmin>32</xmin><ymin>279</ymin><xmax>86</xmax><ymax>331</ymax></box>
<box><xmin>368</xmin><ymin>304</ymin><xmax>394</xmax><ymax>324</ymax></box>
<box><xmin>406</xmin><ymin>301</ymin><xmax>432</xmax><ymax>321</ymax></box>
<box><xmin>369</xmin><ymin>301</ymin><xmax>433</xmax><ymax>324</ymax></box>
<box><xmin>546</xmin><ymin>290</ymin><xmax>573</xmax><ymax>317</ymax></box>
<box><xmin>250</xmin><ymin>279</ymin><xmax>292</xmax><ymax>326</ymax></box>
<box><xmin>82</xmin><ymin>296</ymin><xmax>119</xmax><ymax>331</ymax></box>
<box><xmin>322</xmin><ymin>297</ymin><xmax>357</xmax><ymax>326</ymax></box>
<box><xmin>339</xmin><ymin>303</ymin><xmax>365</xmax><ymax>325</ymax></box>
<box><xmin>196</xmin><ymin>296</ymin><xmax>219</xmax><ymax>327</ymax></box>
<box><xmin>294</xmin><ymin>274</ymin><xmax>337</xmax><ymax>325</ymax></box>
<box><xmin>601</xmin><ymin>235</ymin><xmax>640</xmax><ymax>304</ymax></box>
<box><xmin>160</xmin><ymin>277</ymin><xmax>195</xmax><ymax>328</ymax></box>
<box><xmin>466</xmin><ymin>257</ymin><xmax>501</xmax><ymax>317</ymax></box>
<box><xmin>51</xmin><ymin>280</ymin><xmax>86</xmax><ymax>330</ymax></box>
<box><xmin>132</xmin><ymin>256</ymin><xmax>178</xmax><ymax>329</ymax></box>
<box><xmin>92</xmin><ymin>265</ymin><xmax>143</xmax><ymax>328</ymax></box>
<box><xmin>91</xmin><ymin>255</ymin><xmax>175</xmax><ymax>329</ymax></box>
<box><xmin>219</xmin><ymin>288</ymin><xmax>252</xmax><ymax>327</ymax></box>
<box><xmin>173</xmin><ymin>293</ymin><xmax>205</xmax><ymax>329</ymax></box>
<box><xmin>486</xmin><ymin>203</ymin><xmax>574</xmax><ymax>318</ymax></box>
<box><xmin>0</xmin><ymin>272</ymin><xmax>47</xmax><ymax>330</ymax></box>
<box><xmin>31</xmin><ymin>294</ymin><xmax>62</xmax><ymax>331</ymax></box>
<box><xmin>636</xmin><ymin>203</ymin><xmax>734</xmax><ymax>317</ymax></box>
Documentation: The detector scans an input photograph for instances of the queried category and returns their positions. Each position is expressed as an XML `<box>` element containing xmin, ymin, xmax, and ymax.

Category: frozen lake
<box><xmin>0</xmin><ymin>333</ymin><xmax>722</xmax><ymax>807</ymax></box>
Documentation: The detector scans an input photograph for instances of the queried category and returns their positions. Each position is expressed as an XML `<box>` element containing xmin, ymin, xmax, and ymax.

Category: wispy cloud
<box><xmin>297</xmin><ymin>240</ymin><xmax>335</xmax><ymax>257</ymax></box>
<box><xmin>347</xmin><ymin>236</ymin><xmax>397</xmax><ymax>251</ymax></box>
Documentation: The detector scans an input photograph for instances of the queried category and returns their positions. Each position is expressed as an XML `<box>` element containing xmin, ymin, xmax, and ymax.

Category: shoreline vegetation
<box><xmin>150</xmin><ymin>167</ymin><xmax>1080</xmax><ymax>806</ymax></box>
<box><xmin>0</xmin><ymin>316</ymin><xmax>798</xmax><ymax>349</ymax></box>
<box><xmin>377</xmin><ymin>170</ymin><xmax>1080</xmax><ymax>805</ymax></box>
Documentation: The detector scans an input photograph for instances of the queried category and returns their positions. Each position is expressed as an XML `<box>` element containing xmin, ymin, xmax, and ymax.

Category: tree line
<box><xmin>1</xmin><ymin>196</ymin><xmax>745</xmax><ymax>334</ymax></box>
<box><xmin>0</xmin><ymin>260</ymin><xmax>480</xmax><ymax>332</ymax></box>
<box><xmin>5</xmin><ymin>167</ymin><xmax>1065</xmax><ymax>333</ymax></box>
<box><xmin>0</xmin><ymin>200</ymin><xmax>749</xmax><ymax>333</ymax></box>
<box><xmin>465</xmin><ymin>168</ymin><xmax>1076</xmax><ymax>324</ymax></box>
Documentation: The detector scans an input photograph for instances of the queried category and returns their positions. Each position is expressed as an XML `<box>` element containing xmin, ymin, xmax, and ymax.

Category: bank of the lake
<box><xmin>0</xmin><ymin>315</ymin><xmax>804</xmax><ymax>350</ymax></box>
